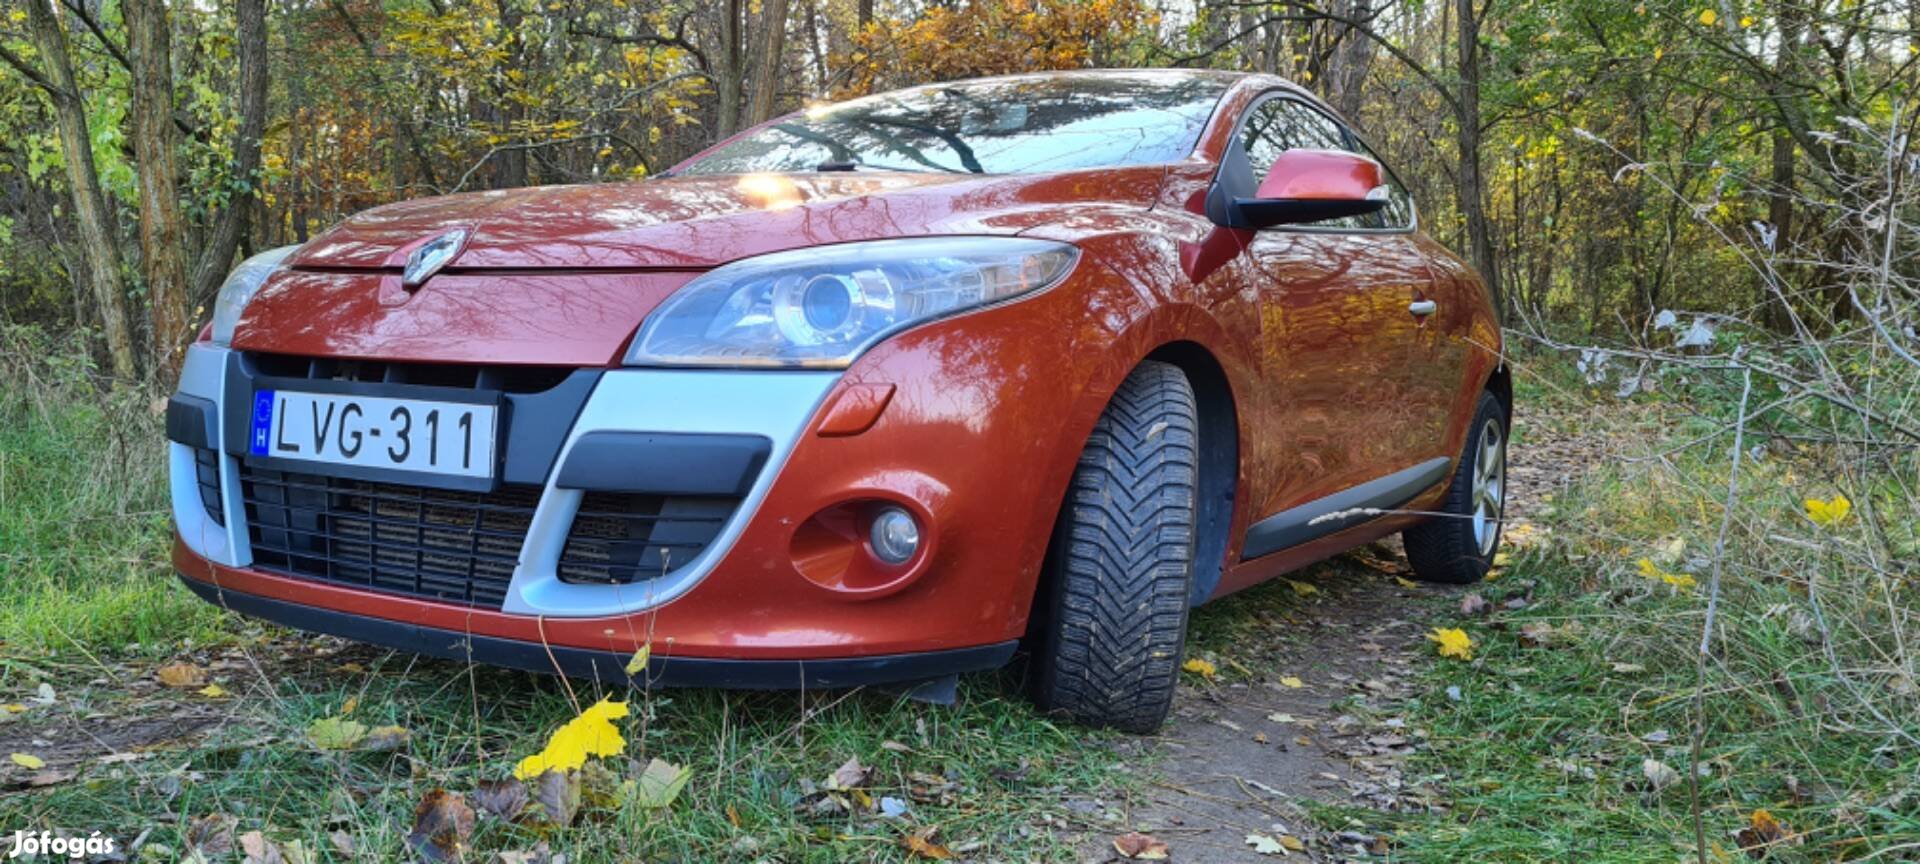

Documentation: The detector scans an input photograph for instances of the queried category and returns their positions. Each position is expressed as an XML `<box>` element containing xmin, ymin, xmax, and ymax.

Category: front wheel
<box><xmin>1030</xmin><ymin>361</ymin><xmax>1198</xmax><ymax>733</ymax></box>
<box><xmin>1403</xmin><ymin>391</ymin><xmax>1509</xmax><ymax>584</ymax></box>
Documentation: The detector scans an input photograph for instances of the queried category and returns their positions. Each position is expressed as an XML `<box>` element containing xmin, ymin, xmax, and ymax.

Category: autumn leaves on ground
<box><xmin>4</xmin><ymin>331</ymin><xmax>1917</xmax><ymax>862</ymax></box>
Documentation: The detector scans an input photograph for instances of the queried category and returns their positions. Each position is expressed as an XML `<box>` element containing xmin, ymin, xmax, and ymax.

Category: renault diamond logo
<box><xmin>402</xmin><ymin>229</ymin><xmax>469</xmax><ymax>289</ymax></box>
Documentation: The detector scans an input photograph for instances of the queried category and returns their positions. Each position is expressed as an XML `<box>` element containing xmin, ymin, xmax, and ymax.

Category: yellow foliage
<box><xmin>1804</xmin><ymin>494</ymin><xmax>1851</xmax><ymax>528</ymax></box>
<box><xmin>514</xmin><ymin>698</ymin><xmax>630</xmax><ymax>779</ymax></box>
<box><xmin>1636</xmin><ymin>558</ymin><xmax>1698</xmax><ymax>591</ymax></box>
<box><xmin>1697</xmin><ymin>8</ymin><xmax>1718</xmax><ymax>26</ymax></box>
<box><xmin>1182</xmin><ymin>658</ymin><xmax>1216</xmax><ymax>679</ymax></box>
<box><xmin>836</xmin><ymin>0</ymin><xmax>1157</xmax><ymax>98</ymax></box>
<box><xmin>1429</xmin><ymin>628</ymin><xmax>1474</xmax><ymax>660</ymax></box>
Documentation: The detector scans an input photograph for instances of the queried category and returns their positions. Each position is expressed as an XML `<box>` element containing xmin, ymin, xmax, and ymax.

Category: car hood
<box><xmin>290</xmin><ymin>167</ymin><xmax>1166</xmax><ymax>270</ymax></box>
<box><xmin>236</xmin><ymin>166</ymin><xmax>1166</xmax><ymax>366</ymax></box>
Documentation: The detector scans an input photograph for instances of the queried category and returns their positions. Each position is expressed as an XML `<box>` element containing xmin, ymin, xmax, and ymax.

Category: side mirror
<box><xmin>1206</xmin><ymin>146</ymin><xmax>1388</xmax><ymax>230</ymax></box>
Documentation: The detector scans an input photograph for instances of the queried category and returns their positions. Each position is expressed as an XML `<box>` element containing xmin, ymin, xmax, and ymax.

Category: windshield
<box><xmin>675</xmin><ymin>72</ymin><xmax>1231</xmax><ymax>176</ymax></box>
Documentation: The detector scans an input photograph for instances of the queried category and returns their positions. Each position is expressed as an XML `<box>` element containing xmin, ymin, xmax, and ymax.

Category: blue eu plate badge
<box><xmin>249</xmin><ymin>390</ymin><xmax>275</xmax><ymax>456</ymax></box>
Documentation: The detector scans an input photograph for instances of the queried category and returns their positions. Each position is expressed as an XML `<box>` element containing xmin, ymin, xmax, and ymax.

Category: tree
<box><xmin>187</xmin><ymin>0</ymin><xmax>268</xmax><ymax>307</ymax></box>
<box><xmin>747</xmin><ymin>0</ymin><xmax>791</xmax><ymax>126</ymax></box>
<box><xmin>125</xmin><ymin>0</ymin><xmax>190</xmax><ymax>381</ymax></box>
<box><xmin>13</xmin><ymin>0</ymin><xmax>136</xmax><ymax>380</ymax></box>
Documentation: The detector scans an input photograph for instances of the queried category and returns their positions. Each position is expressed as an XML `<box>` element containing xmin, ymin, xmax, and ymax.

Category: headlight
<box><xmin>625</xmin><ymin>237</ymin><xmax>1078</xmax><ymax>368</ymax></box>
<box><xmin>210</xmin><ymin>245</ymin><xmax>300</xmax><ymax>346</ymax></box>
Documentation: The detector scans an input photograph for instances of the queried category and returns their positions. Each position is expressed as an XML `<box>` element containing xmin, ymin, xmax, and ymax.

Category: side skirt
<box><xmin>1240</xmin><ymin>457</ymin><xmax>1452</xmax><ymax>561</ymax></box>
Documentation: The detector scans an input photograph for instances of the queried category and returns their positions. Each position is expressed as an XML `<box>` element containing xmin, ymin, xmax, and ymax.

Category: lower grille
<box><xmin>238</xmin><ymin>465</ymin><xmax>740</xmax><ymax>605</ymax></box>
<box><xmin>193</xmin><ymin>447</ymin><xmax>224</xmax><ymax>526</ymax></box>
<box><xmin>558</xmin><ymin>495</ymin><xmax>736</xmax><ymax>585</ymax></box>
<box><xmin>240</xmin><ymin>466</ymin><xmax>534</xmax><ymax>606</ymax></box>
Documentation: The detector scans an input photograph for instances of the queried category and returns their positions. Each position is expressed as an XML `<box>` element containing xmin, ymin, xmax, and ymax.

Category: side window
<box><xmin>1350</xmin><ymin>136</ymin><xmax>1417</xmax><ymax>230</ymax></box>
<box><xmin>1237</xmin><ymin>95</ymin><xmax>1416</xmax><ymax>231</ymax></box>
<box><xmin>1240</xmin><ymin>98</ymin><xmax>1347</xmax><ymax>179</ymax></box>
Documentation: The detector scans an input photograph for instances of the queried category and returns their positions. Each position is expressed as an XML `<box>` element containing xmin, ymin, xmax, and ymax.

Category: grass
<box><xmin>1314</xmin><ymin>344</ymin><xmax>1920</xmax><ymax>862</ymax></box>
<box><xmin>7</xmin><ymin>658</ymin><xmax>1121</xmax><ymax>861</ymax></box>
<box><xmin>0</xmin><ymin>328</ymin><xmax>226</xmax><ymax>653</ymax></box>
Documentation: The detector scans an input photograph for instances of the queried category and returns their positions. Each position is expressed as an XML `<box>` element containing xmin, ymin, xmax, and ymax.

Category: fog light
<box><xmin>869</xmin><ymin>507</ymin><xmax>920</xmax><ymax>565</ymax></box>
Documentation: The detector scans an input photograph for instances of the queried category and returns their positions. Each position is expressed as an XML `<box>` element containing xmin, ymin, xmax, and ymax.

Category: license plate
<box><xmin>248</xmin><ymin>390</ymin><xmax>497</xmax><ymax>479</ymax></box>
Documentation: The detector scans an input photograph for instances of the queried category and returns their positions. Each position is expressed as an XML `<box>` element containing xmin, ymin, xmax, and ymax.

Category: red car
<box><xmin>167</xmin><ymin>69</ymin><xmax>1506</xmax><ymax>731</ymax></box>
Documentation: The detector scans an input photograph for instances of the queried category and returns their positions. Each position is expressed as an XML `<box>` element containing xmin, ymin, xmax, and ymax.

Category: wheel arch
<box><xmin>1485</xmin><ymin>361</ymin><xmax>1512</xmax><ymax>414</ymax></box>
<box><xmin>1143</xmin><ymin>341</ymin><xmax>1238</xmax><ymax>606</ymax></box>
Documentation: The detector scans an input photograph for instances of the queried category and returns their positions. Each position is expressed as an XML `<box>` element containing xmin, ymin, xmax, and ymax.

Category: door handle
<box><xmin>1408</xmin><ymin>299</ymin><xmax>1438</xmax><ymax>317</ymax></box>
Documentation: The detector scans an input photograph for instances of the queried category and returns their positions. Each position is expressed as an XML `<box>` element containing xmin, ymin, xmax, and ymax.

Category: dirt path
<box><xmin>1077</xmin><ymin>401</ymin><xmax>1620</xmax><ymax>862</ymax></box>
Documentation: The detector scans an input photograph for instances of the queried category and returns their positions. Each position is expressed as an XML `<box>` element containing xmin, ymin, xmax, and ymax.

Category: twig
<box><xmin>1687</xmin><ymin>366</ymin><xmax>1750</xmax><ymax>864</ymax></box>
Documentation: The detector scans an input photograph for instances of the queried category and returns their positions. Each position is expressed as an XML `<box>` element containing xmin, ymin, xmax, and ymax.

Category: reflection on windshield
<box><xmin>676</xmin><ymin>72</ymin><xmax>1230</xmax><ymax>176</ymax></box>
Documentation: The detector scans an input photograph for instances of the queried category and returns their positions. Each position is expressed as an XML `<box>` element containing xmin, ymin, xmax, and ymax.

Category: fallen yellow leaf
<box><xmin>1805</xmin><ymin>494</ymin><xmax>1851</xmax><ymax>528</ymax></box>
<box><xmin>10</xmin><ymin>752</ymin><xmax>45</xmax><ymax>770</ymax></box>
<box><xmin>1286</xmin><ymin>580</ymin><xmax>1318</xmax><ymax>597</ymax></box>
<box><xmin>1393</xmin><ymin>577</ymin><xmax>1418</xmax><ymax>589</ymax></box>
<box><xmin>514</xmin><ymin>698</ymin><xmax>629</xmax><ymax>779</ymax></box>
<box><xmin>1429</xmin><ymin>628</ymin><xmax>1474</xmax><ymax>660</ymax></box>
<box><xmin>156</xmin><ymin>662</ymin><xmax>207</xmax><ymax>688</ymax></box>
<box><xmin>1279</xmin><ymin>676</ymin><xmax>1304</xmax><ymax>689</ymax></box>
<box><xmin>198</xmin><ymin>684</ymin><xmax>229</xmax><ymax>698</ymax></box>
<box><xmin>1182</xmin><ymin>658</ymin><xmax>1217</xmax><ymax>680</ymax></box>
<box><xmin>1636</xmin><ymin>558</ymin><xmax>1697</xmax><ymax>591</ymax></box>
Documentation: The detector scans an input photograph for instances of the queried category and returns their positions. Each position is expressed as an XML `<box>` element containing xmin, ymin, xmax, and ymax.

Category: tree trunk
<box><xmin>492</xmin><ymin>0</ymin><xmax>529</xmax><ymax>188</ymax></box>
<box><xmin>1453</xmin><ymin>0</ymin><xmax>1500</xmax><ymax>316</ymax></box>
<box><xmin>746</xmin><ymin>0</ymin><xmax>791</xmax><ymax>126</ymax></box>
<box><xmin>714</xmin><ymin>0</ymin><xmax>744</xmax><ymax>137</ymax></box>
<box><xmin>1325</xmin><ymin>0</ymin><xmax>1375</xmax><ymax>119</ymax></box>
<box><xmin>26</xmin><ymin>0</ymin><xmax>138</xmax><ymax>381</ymax></box>
<box><xmin>189</xmin><ymin>0</ymin><xmax>268</xmax><ymax>305</ymax></box>
<box><xmin>125</xmin><ymin>0</ymin><xmax>194</xmax><ymax>385</ymax></box>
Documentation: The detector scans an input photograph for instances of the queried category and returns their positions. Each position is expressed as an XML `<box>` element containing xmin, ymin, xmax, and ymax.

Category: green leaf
<box><xmin>632</xmin><ymin>757</ymin><xmax>692</xmax><ymax>809</ymax></box>
<box><xmin>308</xmin><ymin>716</ymin><xmax>369</xmax><ymax>751</ymax></box>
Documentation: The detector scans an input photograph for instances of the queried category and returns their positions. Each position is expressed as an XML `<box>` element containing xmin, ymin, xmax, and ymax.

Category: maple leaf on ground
<box><xmin>157</xmin><ymin>662</ymin><xmax>208</xmax><ymax>688</ymax></box>
<box><xmin>903</xmin><ymin>825</ymin><xmax>956</xmax><ymax>859</ymax></box>
<box><xmin>633</xmin><ymin>758</ymin><xmax>693</xmax><ymax>808</ymax></box>
<box><xmin>1804</xmin><ymin>493</ymin><xmax>1851</xmax><ymax>528</ymax></box>
<box><xmin>512</xmin><ymin>698</ymin><xmax>628</xmax><ymax>779</ymax></box>
<box><xmin>1112</xmin><ymin>831</ymin><xmax>1169</xmax><ymax>860</ymax></box>
<box><xmin>1428</xmin><ymin>628</ymin><xmax>1474</xmax><ymax>660</ymax></box>
<box><xmin>406</xmin><ymin>790</ymin><xmax>475</xmax><ymax>863</ymax></box>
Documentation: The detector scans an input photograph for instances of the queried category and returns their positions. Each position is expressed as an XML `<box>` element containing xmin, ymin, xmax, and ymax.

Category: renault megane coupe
<box><xmin>167</xmin><ymin>69</ymin><xmax>1507</xmax><ymax>732</ymax></box>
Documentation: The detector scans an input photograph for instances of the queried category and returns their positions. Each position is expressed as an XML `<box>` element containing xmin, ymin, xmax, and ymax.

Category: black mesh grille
<box><xmin>240</xmin><ymin>465</ymin><xmax>534</xmax><ymax>606</ymax></box>
<box><xmin>194</xmin><ymin>447</ymin><xmax>224</xmax><ymax>526</ymax></box>
<box><xmin>557</xmin><ymin>495</ymin><xmax>736</xmax><ymax>585</ymax></box>
<box><xmin>239</xmin><ymin>464</ymin><xmax>740</xmax><ymax>604</ymax></box>
<box><xmin>246</xmin><ymin>352</ymin><xmax>571</xmax><ymax>394</ymax></box>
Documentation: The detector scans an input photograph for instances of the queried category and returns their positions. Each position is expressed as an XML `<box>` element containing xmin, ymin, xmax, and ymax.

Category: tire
<box><xmin>1030</xmin><ymin>361</ymin><xmax>1198</xmax><ymax>733</ymax></box>
<box><xmin>1403</xmin><ymin>391</ymin><xmax>1509</xmax><ymax>585</ymax></box>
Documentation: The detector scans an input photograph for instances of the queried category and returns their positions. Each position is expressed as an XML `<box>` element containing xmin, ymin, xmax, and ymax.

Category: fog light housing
<box><xmin>869</xmin><ymin>507</ymin><xmax>920</xmax><ymax>565</ymax></box>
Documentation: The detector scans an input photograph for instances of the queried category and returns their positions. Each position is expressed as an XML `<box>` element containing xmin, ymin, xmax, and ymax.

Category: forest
<box><xmin>0</xmin><ymin>0</ymin><xmax>1913</xmax><ymax>376</ymax></box>
<box><xmin>1</xmin><ymin>0</ymin><xmax>1917</xmax><ymax>861</ymax></box>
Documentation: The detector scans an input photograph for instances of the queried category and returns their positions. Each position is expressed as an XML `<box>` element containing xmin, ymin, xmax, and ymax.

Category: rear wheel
<box><xmin>1030</xmin><ymin>361</ymin><xmax>1197</xmax><ymax>733</ymax></box>
<box><xmin>1403</xmin><ymin>391</ymin><xmax>1508</xmax><ymax>584</ymax></box>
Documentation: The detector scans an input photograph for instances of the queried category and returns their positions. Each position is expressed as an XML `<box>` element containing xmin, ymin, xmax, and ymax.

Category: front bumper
<box><xmin>175</xmin><ymin>573</ymin><xmax>1016</xmax><ymax>687</ymax></box>
<box><xmin>167</xmin><ymin>335</ymin><xmax>1071</xmax><ymax>674</ymax></box>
